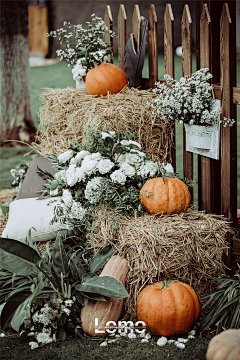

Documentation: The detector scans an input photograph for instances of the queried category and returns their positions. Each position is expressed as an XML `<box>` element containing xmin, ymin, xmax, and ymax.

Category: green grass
<box><xmin>0</xmin><ymin>331</ymin><xmax>214</xmax><ymax>360</ymax></box>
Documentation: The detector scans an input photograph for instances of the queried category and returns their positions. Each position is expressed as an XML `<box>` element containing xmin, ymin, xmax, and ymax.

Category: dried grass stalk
<box><xmin>90</xmin><ymin>207</ymin><xmax>234</xmax><ymax>320</ymax></box>
<box><xmin>32</xmin><ymin>87</ymin><xmax>174</xmax><ymax>163</ymax></box>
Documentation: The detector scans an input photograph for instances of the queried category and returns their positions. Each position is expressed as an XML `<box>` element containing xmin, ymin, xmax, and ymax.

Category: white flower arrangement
<box><xmin>37</xmin><ymin>129</ymin><xmax>178</xmax><ymax>237</ymax></box>
<box><xmin>47</xmin><ymin>14</ymin><xmax>115</xmax><ymax>79</ymax></box>
<box><xmin>150</xmin><ymin>68</ymin><xmax>235</xmax><ymax>128</ymax></box>
<box><xmin>27</xmin><ymin>296</ymin><xmax>77</xmax><ymax>349</ymax></box>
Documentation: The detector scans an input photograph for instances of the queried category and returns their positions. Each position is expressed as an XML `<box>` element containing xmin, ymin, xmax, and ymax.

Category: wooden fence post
<box><xmin>164</xmin><ymin>4</ymin><xmax>175</xmax><ymax>170</ymax></box>
<box><xmin>104</xmin><ymin>5</ymin><xmax>113</xmax><ymax>63</ymax></box>
<box><xmin>220</xmin><ymin>3</ymin><xmax>237</xmax><ymax>270</ymax></box>
<box><xmin>148</xmin><ymin>4</ymin><xmax>158</xmax><ymax>89</ymax></box>
<box><xmin>181</xmin><ymin>4</ymin><xmax>193</xmax><ymax>203</ymax></box>
<box><xmin>118</xmin><ymin>4</ymin><xmax>127</xmax><ymax>70</ymax></box>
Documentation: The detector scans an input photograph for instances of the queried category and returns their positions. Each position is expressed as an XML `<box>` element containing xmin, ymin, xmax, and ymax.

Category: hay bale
<box><xmin>33</xmin><ymin>87</ymin><xmax>174</xmax><ymax>163</ymax></box>
<box><xmin>90</xmin><ymin>207</ymin><xmax>234</xmax><ymax>320</ymax></box>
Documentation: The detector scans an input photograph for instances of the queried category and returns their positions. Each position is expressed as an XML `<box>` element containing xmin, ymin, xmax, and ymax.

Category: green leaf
<box><xmin>89</xmin><ymin>244</ymin><xmax>116</xmax><ymax>273</ymax></box>
<box><xmin>58</xmin><ymin>329</ymin><xmax>66</xmax><ymax>341</ymax></box>
<box><xmin>1</xmin><ymin>290</ymin><xmax>32</xmax><ymax>330</ymax></box>
<box><xmin>69</xmin><ymin>255</ymin><xmax>85</xmax><ymax>282</ymax></box>
<box><xmin>0</xmin><ymin>238</ymin><xmax>41</xmax><ymax>275</ymax></box>
<box><xmin>1</xmin><ymin>199</ymin><xmax>13</xmax><ymax>216</ymax></box>
<box><xmin>75</xmin><ymin>290</ymin><xmax>87</xmax><ymax>305</ymax></box>
<box><xmin>11</xmin><ymin>280</ymin><xmax>44</xmax><ymax>332</ymax></box>
<box><xmin>51</xmin><ymin>233</ymin><xmax>69</xmax><ymax>278</ymax></box>
<box><xmin>81</xmin><ymin>292</ymin><xmax>106</xmax><ymax>302</ymax></box>
<box><xmin>75</xmin><ymin>276</ymin><xmax>129</xmax><ymax>299</ymax></box>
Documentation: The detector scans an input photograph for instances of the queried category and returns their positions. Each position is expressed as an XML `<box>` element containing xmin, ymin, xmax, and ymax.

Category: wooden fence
<box><xmin>103</xmin><ymin>1</ymin><xmax>240</xmax><ymax>270</ymax></box>
<box><xmin>28</xmin><ymin>5</ymin><xmax>49</xmax><ymax>54</ymax></box>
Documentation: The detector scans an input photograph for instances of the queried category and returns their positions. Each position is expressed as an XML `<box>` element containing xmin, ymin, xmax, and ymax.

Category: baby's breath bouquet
<box><xmin>47</xmin><ymin>14</ymin><xmax>115</xmax><ymax>81</ymax></box>
<box><xmin>37</xmin><ymin>129</ymin><xmax>176</xmax><ymax>238</ymax></box>
<box><xmin>150</xmin><ymin>68</ymin><xmax>235</xmax><ymax>128</ymax></box>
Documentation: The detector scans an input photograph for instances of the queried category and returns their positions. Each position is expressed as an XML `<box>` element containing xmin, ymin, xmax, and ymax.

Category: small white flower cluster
<box><xmin>47</xmin><ymin>14</ymin><xmax>115</xmax><ymax>71</ymax></box>
<box><xmin>151</xmin><ymin>68</ymin><xmax>235</xmax><ymax>127</ymax></box>
<box><xmin>10</xmin><ymin>163</ymin><xmax>29</xmax><ymax>188</ymax></box>
<box><xmin>28</xmin><ymin>298</ymin><xmax>75</xmax><ymax>349</ymax></box>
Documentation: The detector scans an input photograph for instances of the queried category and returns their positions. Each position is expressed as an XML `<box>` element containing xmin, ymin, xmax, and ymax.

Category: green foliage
<box><xmin>197</xmin><ymin>257</ymin><xmax>240</xmax><ymax>334</ymax></box>
<box><xmin>0</xmin><ymin>233</ymin><xmax>128</xmax><ymax>335</ymax></box>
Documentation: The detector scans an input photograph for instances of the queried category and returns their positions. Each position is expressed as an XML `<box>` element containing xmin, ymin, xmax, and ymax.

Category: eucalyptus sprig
<box><xmin>197</xmin><ymin>256</ymin><xmax>240</xmax><ymax>334</ymax></box>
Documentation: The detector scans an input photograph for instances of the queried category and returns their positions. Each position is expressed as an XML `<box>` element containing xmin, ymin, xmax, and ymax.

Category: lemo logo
<box><xmin>94</xmin><ymin>318</ymin><xmax>146</xmax><ymax>334</ymax></box>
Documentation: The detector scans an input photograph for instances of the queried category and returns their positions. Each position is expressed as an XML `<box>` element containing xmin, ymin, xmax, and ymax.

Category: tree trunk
<box><xmin>0</xmin><ymin>0</ymin><xmax>36</xmax><ymax>146</ymax></box>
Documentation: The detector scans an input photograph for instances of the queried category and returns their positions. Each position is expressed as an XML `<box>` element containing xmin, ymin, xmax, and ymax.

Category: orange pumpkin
<box><xmin>139</xmin><ymin>177</ymin><xmax>191</xmax><ymax>215</ymax></box>
<box><xmin>136</xmin><ymin>280</ymin><xmax>201</xmax><ymax>337</ymax></box>
<box><xmin>85</xmin><ymin>63</ymin><xmax>128</xmax><ymax>96</ymax></box>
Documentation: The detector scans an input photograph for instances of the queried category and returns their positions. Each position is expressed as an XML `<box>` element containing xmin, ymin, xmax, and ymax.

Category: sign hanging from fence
<box><xmin>185</xmin><ymin>99</ymin><xmax>221</xmax><ymax>160</ymax></box>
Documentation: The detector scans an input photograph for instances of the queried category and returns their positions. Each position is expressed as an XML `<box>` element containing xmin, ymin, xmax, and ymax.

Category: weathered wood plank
<box><xmin>181</xmin><ymin>4</ymin><xmax>193</xmax><ymax>203</ymax></box>
<box><xmin>198</xmin><ymin>3</ymin><xmax>221</xmax><ymax>215</ymax></box>
<box><xmin>104</xmin><ymin>5</ymin><xmax>113</xmax><ymax>63</ymax></box>
<box><xmin>220</xmin><ymin>3</ymin><xmax>237</xmax><ymax>270</ymax></box>
<box><xmin>28</xmin><ymin>6</ymin><xmax>49</xmax><ymax>54</ymax></box>
<box><xmin>132</xmin><ymin>5</ymin><xmax>142</xmax><ymax>88</ymax></box>
<box><xmin>233</xmin><ymin>236</ymin><xmax>240</xmax><ymax>256</ymax></box>
<box><xmin>148</xmin><ymin>4</ymin><xmax>158</xmax><ymax>89</ymax></box>
<box><xmin>164</xmin><ymin>4</ymin><xmax>175</xmax><ymax>170</ymax></box>
<box><xmin>213</xmin><ymin>85</ymin><xmax>240</xmax><ymax>104</ymax></box>
<box><xmin>118</xmin><ymin>4</ymin><xmax>127</xmax><ymax>70</ymax></box>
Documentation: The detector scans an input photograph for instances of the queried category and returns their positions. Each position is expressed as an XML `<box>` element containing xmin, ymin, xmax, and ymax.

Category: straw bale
<box><xmin>33</xmin><ymin>87</ymin><xmax>174</xmax><ymax>163</ymax></box>
<box><xmin>90</xmin><ymin>207</ymin><xmax>235</xmax><ymax>320</ymax></box>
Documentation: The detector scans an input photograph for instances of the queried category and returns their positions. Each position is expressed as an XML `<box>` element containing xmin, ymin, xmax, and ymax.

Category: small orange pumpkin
<box><xmin>136</xmin><ymin>280</ymin><xmax>201</xmax><ymax>337</ymax></box>
<box><xmin>85</xmin><ymin>63</ymin><xmax>128</xmax><ymax>96</ymax></box>
<box><xmin>139</xmin><ymin>177</ymin><xmax>191</xmax><ymax>215</ymax></box>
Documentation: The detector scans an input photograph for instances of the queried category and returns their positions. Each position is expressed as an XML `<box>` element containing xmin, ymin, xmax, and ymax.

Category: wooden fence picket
<box><xmin>148</xmin><ymin>4</ymin><xmax>158</xmax><ymax>89</ymax></box>
<box><xmin>164</xmin><ymin>4</ymin><xmax>175</xmax><ymax>170</ymax></box>
<box><xmin>181</xmin><ymin>5</ymin><xmax>194</xmax><ymax>203</ymax></box>
<box><xmin>118</xmin><ymin>4</ymin><xmax>127</xmax><ymax>70</ymax></box>
<box><xmin>220</xmin><ymin>3</ymin><xmax>237</xmax><ymax>269</ymax></box>
<box><xmin>104</xmin><ymin>6</ymin><xmax>113</xmax><ymax>63</ymax></box>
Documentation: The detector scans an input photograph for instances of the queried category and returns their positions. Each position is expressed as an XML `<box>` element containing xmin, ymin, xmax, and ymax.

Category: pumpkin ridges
<box><xmin>206</xmin><ymin>329</ymin><xmax>240</xmax><ymax>360</ymax></box>
<box><xmin>136</xmin><ymin>281</ymin><xmax>201</xmax><ymax>337</ymax></box>
<box><xmin>85</xmin><ymin>63</ymin><xmax>128</xmax><ymax>97</ymax></box>
<box><xmin>139</xmin><ymin>177</ymin><xmax>191</xmax><ymax>216</ymax></box>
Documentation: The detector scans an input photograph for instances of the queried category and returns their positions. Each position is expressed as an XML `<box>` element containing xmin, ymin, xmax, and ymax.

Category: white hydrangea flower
<box><xmin>124</xmin><ymin>153</ymin><xmax>141</xmax><ymax>165</ymax></box>
<box><xmin>75</xmin><ymin>166</ymin><xmax>85</xmax><ymax>182</ymax></box>
<box><xmin>62</xmin><ymin>307</ymin><xmax>71</xmax><ymax>316</ymax></box>
<box><xmin>84</xmin><ymin>177</ymin><xmax>104</xmax><ymax>204</ymax></box>
<box><xmin>64</xmin><ymin>299</ymin><xmax>74</xmax><ymax>307</ymax></box>
<box><xmin>72</xmin><ymin>58</ymin><xmax>87</xmax><ymax>81</ymax></box>
<box><xmin>62</xmin><ymin>189</ymin><xmax>73</xmax><ymax>207</ymax></box>
<box><xmin>162</xmin><ymin>162</ymin><xmax>174</xmax><ymax>173</ymax></box>
<box><xmin>110</xmin><ymin>170</ymin><xmax>126</xmax><ymax>185</ymax></box>
<box><xmin>120</xmin><ymin>162</ymin><xmax>135</xmax><ymax>177</ymax></box>
<box><xmin>98</xmin><ymin>159</ymin><xmax>114</xmax><ymax>174</ymax></box>
<box><xmin>70</xmin><ymin>201</ymin><xmax>87</xmax><ymax>220</ymax></box>
<box><xmin>120</xmin><ymin>139</ymin><xmax>130</xmax><ymax>146</ymax></box>
<box><xmin>57</xmin><ymin>150</ymin><xmax>73</xmax><ymax>163</ymax></box>
<box><xmin>128</xmin><ymin>140</ymin><xmax>141</xmax><ymax>149</ymax></box>
<box><xmin>130</xmin><ymin>149</ymin><xmax>146</xmax><ymax>157</ymax></box>
<box><xmin>137</xmin><ymin>161</ymin><xmax>159</xmax><ymax>177</ymax></box>
<box><xmin>116</xmin><ymin>154</ymin><xmax>126</xmax><ymax>164</ymax></box>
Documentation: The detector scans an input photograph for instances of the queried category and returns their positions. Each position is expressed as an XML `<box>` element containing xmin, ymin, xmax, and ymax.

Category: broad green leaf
<box><xmin>75</xmin><ymin>290</ymin><xmax>87</xmax><ymax>305</ymax></box>
<box><xmin>81</xmin><ymin>291</ymin><xmax>106</xmax><ymax>302</ymax></box>
<box><xmin>75</xmin><ymin>276</ymin><xmax>129</xmax><ymax>299</ymax></box>
<box><xmin>89</xmin><ymin>244</ymin><xmax>116</xmax><ymax>273</ymax></box>
<box><xmin>59</xmin><ymin>329</ymin><xmax>66</xmax><ymax>341</ymax></box>
<box><xmin>51</xmin><ymin>233</ymin><xmax>69</xmax><ymax>278</ymax></box>
<box><xmin>11</xmin><ymin>279</ymin><xmax>44</xmax><ymax>332</ymax></box>
<box><xmin>1</xmin><ymin>290</ymin><xmax>32</xmax><ymax>330</ymax></box>
<box><xmin>1</xmin><ymin>199</ymin><xmax>13</xmax><ymax>216</ymax></box>
<box><xmin>69</xmin><ymin>255</ymin><xmax>85</xmax><ymax>282</ymax></box>
<box><xmin>0</xmin><ymin>238</ymin><xmax>41</xmax><ymax>275</ymax></box>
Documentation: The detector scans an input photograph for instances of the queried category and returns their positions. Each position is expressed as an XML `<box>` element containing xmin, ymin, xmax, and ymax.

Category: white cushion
<box><xmin>1</xmin><ymin>197</ymin><xmax>68</xmax><ymax>243</ymax></box>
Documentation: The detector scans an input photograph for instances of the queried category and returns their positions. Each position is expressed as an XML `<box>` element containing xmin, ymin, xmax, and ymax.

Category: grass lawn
<box><xmin>0</xmin><ymin>329</ymin><xmax>214</xmax><ymax>360</ymax></box>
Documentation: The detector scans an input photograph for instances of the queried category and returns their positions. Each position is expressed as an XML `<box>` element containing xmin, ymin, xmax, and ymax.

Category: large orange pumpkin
<box><xmin>136</xmin><ymin>280</ymin><xmax>201</xmax><ymax>337</ymax></box>
<box><xmin>85</xmin><ymin>63</ymin><xmax>128</xmax><ymax>96</ymax></box>
<box><xmin>139</xmin><ymin>177</ymin><xmax>191</xmax><ymax>215</ymax></box>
